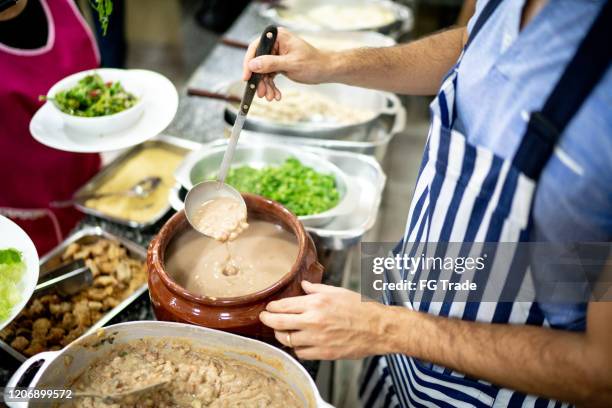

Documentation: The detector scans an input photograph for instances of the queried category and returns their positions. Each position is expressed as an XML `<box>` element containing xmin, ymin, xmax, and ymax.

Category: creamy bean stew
<box><xmin>62</xmin><ymin>338</ymin><xmax>303</xmax><ymax>408</ymax></box>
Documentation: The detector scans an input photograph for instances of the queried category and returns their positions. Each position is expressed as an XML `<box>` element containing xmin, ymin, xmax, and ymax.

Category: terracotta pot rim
<box><xmin>151</xmin><ymin>193</ymin><xmax>309</xmax><ymax>306</ymax></box>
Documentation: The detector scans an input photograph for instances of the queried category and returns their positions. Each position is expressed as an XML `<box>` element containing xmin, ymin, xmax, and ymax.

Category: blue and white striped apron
<box><xmin>360</xmin><ymin>1</ymin><xmax>612</xmax><ymax>407</ymax></box>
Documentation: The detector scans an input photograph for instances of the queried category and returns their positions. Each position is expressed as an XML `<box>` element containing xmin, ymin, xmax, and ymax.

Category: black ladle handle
<box><xmin>240</xmin><ymin>25</ymin><xmax>278</xmax><ymax>115</ymax></box>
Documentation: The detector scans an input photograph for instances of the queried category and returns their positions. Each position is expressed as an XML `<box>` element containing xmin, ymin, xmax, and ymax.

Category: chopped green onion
<box><xmin>222</xmin><ymin>158</ymin><xmax>340</xmax><ymax>216</ymax></box>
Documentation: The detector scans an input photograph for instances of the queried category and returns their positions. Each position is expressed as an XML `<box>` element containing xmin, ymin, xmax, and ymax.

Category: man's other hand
<box><xmin>242</xmin><ymin>28</ymin><xmax>333</xmax><ymax>101</ymax></box>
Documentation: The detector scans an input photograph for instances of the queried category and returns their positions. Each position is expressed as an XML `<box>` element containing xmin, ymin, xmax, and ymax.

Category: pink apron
<box><xmin>0</xmin><ymin>0</ymin><xmax>101</xmax><ymax>255</ymax></box>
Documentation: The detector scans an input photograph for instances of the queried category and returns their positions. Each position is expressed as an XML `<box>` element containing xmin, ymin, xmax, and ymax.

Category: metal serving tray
<box><xmin>220</xmin><ymin>82</ymin><xmax>404</xmax><ymax>162</ymax></box>
<box><xmin>0</xmin><ymin>227</ymin><xmax>147</xmax><ymax>363</ymax></box>
<box><xmin>237</xmin><ymin>127</ymin><xmax>395</xmax><ymax>162</ymax></box>
<box><xmin>259</xmin><ymin>0</ymin><xmax>414</xmax><ymax>39</ymax></box>
<box><xmin>73</xmin><ymin>135</ymin><xmax>200</xmax><ymax>229</ymax></box>
<box><xmin>172</xmin><ymin>140</ymin><xmax>386</xmax><ymax>250</ymax></box>
<box><xmin>223</xmin><ymin>77</ymin><xmax>405</xmax><ymax>141</ymax></box>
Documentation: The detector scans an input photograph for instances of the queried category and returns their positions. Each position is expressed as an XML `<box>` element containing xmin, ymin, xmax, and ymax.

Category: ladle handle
<box><xmin>240</xmin><ymin>25</ymin><xmax>278</xmax><ymax>115</ymax></box>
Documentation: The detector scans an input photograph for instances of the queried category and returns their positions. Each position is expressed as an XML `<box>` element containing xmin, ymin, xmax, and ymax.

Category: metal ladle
<box><xmin>184</xmin><ymin>180</ymin><xmax>247</xmax><ymax>236</ymax></box>
<box><xmin>184</xmin><ymin>25</ymin><xmax>278</xmax><ymax>235</ymax></box>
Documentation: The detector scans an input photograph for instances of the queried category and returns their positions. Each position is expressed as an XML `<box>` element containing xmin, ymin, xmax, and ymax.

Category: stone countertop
<box><xmin>164</xmin><ymin>3</ymin><xmax>268</xmax><ymax>143</ymax></box>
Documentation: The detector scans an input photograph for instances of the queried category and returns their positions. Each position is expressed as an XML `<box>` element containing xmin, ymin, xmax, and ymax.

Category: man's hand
<box><xmin>242</xmin><ymin>28</ymin><xmax>333</xmax><ymax>101</ymax></box>
<box><xmin>259</xmin><ymin>281</ymin><xmax>390</xmax><ymax>360</ymax></box>
<box><xmin>262</xmin><ymin>280</ymin><xmax>612</xmax><ymax>406</ymax></box>
<box><xmin>242</xmin><ymin>26</ymin><xmax>467</xmax><ymax>97</ymax></box>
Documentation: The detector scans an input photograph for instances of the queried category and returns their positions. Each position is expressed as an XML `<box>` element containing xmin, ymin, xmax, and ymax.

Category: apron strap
<box><xmin>465</xmin><ymin>0</ymin><xmax>503</xmax><ymax>50</ymax></box>
<box><xmin>514</xmin><ymin>0</ymin><xmax>612</xmax><ymax>179</ymax></box>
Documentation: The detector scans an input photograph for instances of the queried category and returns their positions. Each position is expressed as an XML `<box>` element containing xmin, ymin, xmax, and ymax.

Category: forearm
<box><xmin>323</xmin><ymin>27</ymin><xmax>466</xmax><ymax>95</ymax></box>
<box><xmin>379</xmin><ymin>305</ymin><xmax>612</xmax><ymax>407</ymax></box>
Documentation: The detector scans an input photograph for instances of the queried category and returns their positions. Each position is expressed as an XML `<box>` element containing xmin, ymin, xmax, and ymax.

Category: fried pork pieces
<box><xmin>0</xmin><ymin>239</ymin><xmax>146</xmax><ymax>356</ymax></box>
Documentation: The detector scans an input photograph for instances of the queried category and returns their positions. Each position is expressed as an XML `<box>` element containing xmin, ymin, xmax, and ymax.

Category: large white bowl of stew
<box><xmin>5</xmin><ymin>321</ymin><xmax>334</xmax><ymax>408</ymax></box>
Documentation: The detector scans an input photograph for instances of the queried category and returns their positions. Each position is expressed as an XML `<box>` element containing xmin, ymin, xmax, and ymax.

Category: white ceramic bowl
<box><xmin>46</xmin><ymin>68</ymin><xmax>145</xmax><ymax>136</ymax></box>
<box><xmin>0</xmin><ymin>216</ymin><xmax>39</xmax><ymax>332</ymax></box>
<box><xmin>175</xmin><ymin>143</ymin><xmax>359</xmax><ymax>227</ymax></box>
<box><xmin>5</xmin><ymin>321</ymin><xmax>334</xmax><ymax>407</ymax></box>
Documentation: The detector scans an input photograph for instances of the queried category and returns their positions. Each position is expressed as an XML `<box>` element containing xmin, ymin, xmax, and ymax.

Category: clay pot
<box><xmin>147</xmin><ymin>193</ymin><xmax>324</xmax><ymax>341</ymax></box>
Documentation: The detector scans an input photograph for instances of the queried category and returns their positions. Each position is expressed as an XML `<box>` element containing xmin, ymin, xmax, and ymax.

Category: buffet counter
<box><xmin>0</xmin><ymin>3</ymin><xmax>384</xmax><ymax>388</ymax></box>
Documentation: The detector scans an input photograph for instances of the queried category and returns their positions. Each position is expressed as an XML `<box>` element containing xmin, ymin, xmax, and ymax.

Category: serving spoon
<box><xmin>50</xmin><ymin>176</ymin><xmax>162</xmax><ymax>208</ymax></box>
<box><xmin>187</xmin><ymin>88</ymin><xmax>241</xmax><ymax>103</ymax></box>
<box><xmin>184</xmin><ymin>25</ymin><xmax>277</xmax><ymax>235</ymax></box>
<box><xmin>73</xmin><ymin>379</ymin><xmax>170</xmax><ymax>402</ymax></box>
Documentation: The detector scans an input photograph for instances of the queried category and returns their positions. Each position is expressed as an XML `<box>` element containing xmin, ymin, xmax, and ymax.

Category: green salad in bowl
<box><xmin>0</xmin><ymin>248</ymin><xmax>26</xmax><ymax>322</ymax></box>
<box><xmin>43</xmin><ymin>73</ymin><xmax>138</xmax><ymax>117</ymax></box>
<box><xmin>43</xmin><ymin>69</ymin><xmax>146</xmax><ymax>135</ymax></box>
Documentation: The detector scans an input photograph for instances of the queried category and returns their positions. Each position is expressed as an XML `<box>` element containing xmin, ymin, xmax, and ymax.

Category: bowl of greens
<box><xmin>44</xmin><ymin>68</ymin><xmax>145</xmax><ymax>135</ymax></box>
<box><xmin>175</xmin><ymin>143</ymin><xmax>358</xmax><ymax>227</ymax></box>
<box><xmin>0</xmin><ymin>216</ymin><xmax>39</xmax><ymax>332</ymax></box>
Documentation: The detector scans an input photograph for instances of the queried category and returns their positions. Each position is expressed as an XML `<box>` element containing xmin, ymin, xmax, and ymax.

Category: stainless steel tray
<box><xmin>0</xmin><ymin>227</ymin><xmax>147</xmax><ymax>363</ymax></box>
<box><xmin>73</xmin><ymin>135</ymin><xmax>198</xmax><ymax>228</ymax></box>
<box><xmin>150</xmin><ymin>133</ymin><xmax>205</xmax><ymax>152</ymax></box>
<box><xmin>223</xmin><ymin>77</ymin><xmax>405</xmax><ymax>141</ymax></box>
<box><xmin>220</xmin><ymin>78</ymin><xmax>404</xmax><ymax>162</ymax></box>
<box><xmin>237</xmin><ymin>127</ymin><xmax>396</xmax><ymax>162</ymax></box>
<box><xmin>259</xmin><ymin>0</ymin><xmax>414</xmax><ymax>38</ymax></box>
<box><xmin>172</xmin><ymin>140</ymin><xmax>386</xmax><ymax>250</ymax></box>
<box><xmin>292</xmin><ymin>29</ymin><xmax>397</xmax><ymax>48</ymax></box>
